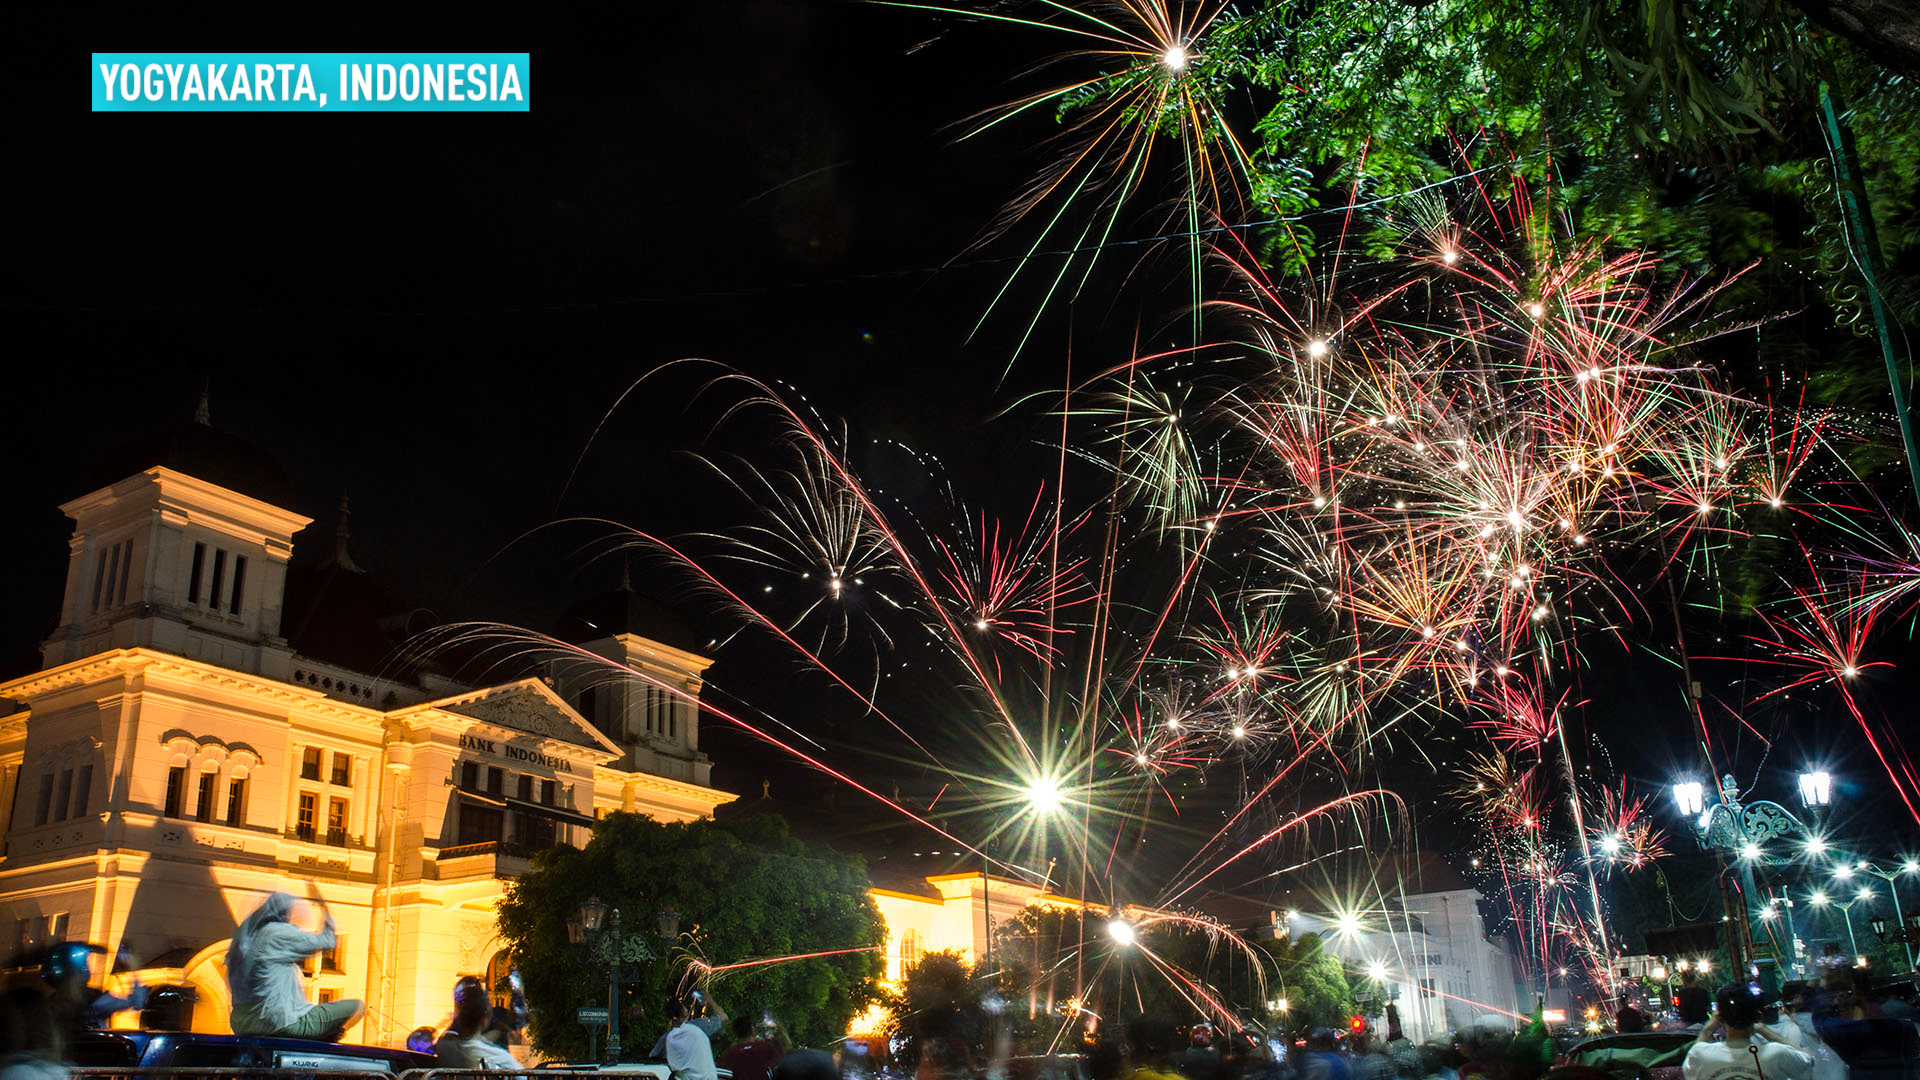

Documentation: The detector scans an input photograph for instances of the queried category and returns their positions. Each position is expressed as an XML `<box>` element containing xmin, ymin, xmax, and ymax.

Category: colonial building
<box><xmin>0</xmin><ymin>408</ymin><xmax>733</xmax><ymax>1046</ymax></box>
<box><xmin>1282</xmin><ymin>853</ymin><xmax>1525</xmax><ymax>1040</ymax></box>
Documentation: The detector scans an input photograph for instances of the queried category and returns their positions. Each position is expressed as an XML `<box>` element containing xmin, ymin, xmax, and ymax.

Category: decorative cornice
<box><xmin>2</xmin><ymin>652</ymin><xmax>136</xmax><ymax>700</ymax></box>
<box><xmin>62</xmin><ymin>466</ymin><xmax>313</xmax><ymax>538</ymax></box>
<box><xmin>601</xmin><ymin>766</ymin><xmax>738</xmax><ymax>807</ymax></box>
<box><xmin>613</xmin><ymin>633</ymin><xmax>716</xmax><ymax>675</ymax></box>
<box><xmin>868</xmin><ymin>887</ymin><xmax>943</xmax><ymax>906</ymax></box>
<box><xmin>2</xmin><ymin>649</ymin><xmax>385</xmax><ymax>727</ymax></box>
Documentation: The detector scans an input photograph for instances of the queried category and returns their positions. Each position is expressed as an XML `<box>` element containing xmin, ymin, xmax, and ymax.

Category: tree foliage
<box><xmin>885</xmin><ymin>950</ymin><xmax>990</xmax><ymax>1073</ymax></box>
<box><xmin>496</xmin><ymin>813</ymin><xmax>885</xmax><ymax>1060</ymax></box>
<box><xmin>1266</xmin><ymin>932</ymin><xmax>1358</xmax><ymax>1033</ymax></box>
<box><xmin>1004</xmin><ymin>0</ymin><xmax>1920</xmax><ymax>442</ymax></box>
<box><xmin>1200</xmin><ymin>0</ymin><xmax>1919</xmax><ymax>329</ymax></box>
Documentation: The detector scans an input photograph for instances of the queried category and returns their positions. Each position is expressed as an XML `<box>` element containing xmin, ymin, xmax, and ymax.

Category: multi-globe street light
<box><xmin>1669</xmin><ymin>770</ymin><xmax>1829</xmax><ymax>979</ymax></box>
<box><xmin>1843</xmin><ymin>859</ymin><xmax>1920</xmax><ymax>971</ymax></box>
<box><xmin>1807</xmin><ymin>886</ymin><xmax>1875</xmax><ymax>960</ymax></box>
<box><xmin>567</xmin><ymin>896</ymin><xmax>681</xmax><ymax>1063</ymax></box>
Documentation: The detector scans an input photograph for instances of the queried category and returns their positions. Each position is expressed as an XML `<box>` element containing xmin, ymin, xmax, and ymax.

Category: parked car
<box><xmin>532</xmin><ymin>1063</ymin><xmax>732</xmax><ymax>1078</ymax></box>
<box><xmin>1006</xmin><ymin>1055</ymin><xmax>1090</xmax><ymax>1080</ymax></box>
<box><xmin>72</xmin><ymin>1030</ymin><xmax>437</xmax><ymax>1073</ymax></box>
<box><xmin>1562</xmin><ymin>1031</ymin><xmax>1691</xmax><ymax>1080</ymax></box>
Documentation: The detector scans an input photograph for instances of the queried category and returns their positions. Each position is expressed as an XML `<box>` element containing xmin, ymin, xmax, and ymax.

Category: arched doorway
<box><xmin>179</xmin><ymin>941</ymin><xmax>233</xmax><ymax>1032</ymax></box>
<box><xmin>486</xmin><ymin>949</ymin><xmax>515</xmax><ymax>1011</ymax></box>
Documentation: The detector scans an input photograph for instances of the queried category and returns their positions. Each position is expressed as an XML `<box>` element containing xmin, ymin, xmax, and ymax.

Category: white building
<box><xmin>1283</xmin><ymin>853</ymin><xmax>1523</xmax><ymax>1040</ymax></box>
<box><xmin>0</xmin><ymin>407</ymin><xmax>733</xmax><ymax>1045</ymax></box>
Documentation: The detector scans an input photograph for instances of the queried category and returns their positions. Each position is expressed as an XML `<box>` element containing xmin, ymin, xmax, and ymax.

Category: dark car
<box><xmin>72</xmin><ymin>1030</ymin><xmax>438</xmax><ymax>1073</ymax></box>
<box><xmin>1007</xmin><ymin>1055</ymin><xmax>1091</xmax><ymax>1080</ymax></box>
<box><xmin>1563</xmin><ymin>1031</ymin><xmax>1692</xmax><ymax>1080</ymax></box>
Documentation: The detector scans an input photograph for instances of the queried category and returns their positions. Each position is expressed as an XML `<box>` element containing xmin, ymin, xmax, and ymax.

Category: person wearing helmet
<box><xmin>42</xmin><ymin>942</ymin><xmax>148</xmax><ymax>1031</ymax></box>
<box><xmin>1174</xmin><ymin>1021</ymin><xmax>1223</xmax><ymax>1080</ymax></box>
<box><xmin>433</xmin><ymin>976</ymin><xmax>518</xmax><ymax>1069</ymax></box>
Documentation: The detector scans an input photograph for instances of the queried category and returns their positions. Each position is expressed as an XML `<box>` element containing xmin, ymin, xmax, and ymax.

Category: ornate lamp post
<box><xmin>1671</xmin><ymin>773</ymin><xmax>1819</xmax><ymax>978</ymax></box>
<box><xmin>568</xmin><ymin>896</ymin><xmax>678</xmax><ymax>1063</ymax></box>
<box><xmin>1807</xmin><ymin>887</ymin><xmax>1875</xmax><ymax>962</ymax></box>
<box><xmin>1848</xmin><ymin>859</ymin><xmax>1919</xmax><ymax>971</ymax></box>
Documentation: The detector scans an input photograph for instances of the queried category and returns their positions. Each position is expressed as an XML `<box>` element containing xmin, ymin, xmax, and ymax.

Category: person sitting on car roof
<box><xmin>225</xmin><ymin>892</ymin><xmax>363</xmax><ymax>1042</ymax></box>
<box><xmin>434</xmin><ymin>977</ymin><xmax>519</xmax><ymax>1069</ymax></box>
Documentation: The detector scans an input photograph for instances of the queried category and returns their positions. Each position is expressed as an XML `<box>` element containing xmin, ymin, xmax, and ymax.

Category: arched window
<box><xmin>487</xmin><ymin>949</ymin><xmax>515</xmax><ymax>1009</ymax></box>
<box><xmin>900</xmin><ymin>930</ymin><xmax>926</xmax><ymax>969</ymax></box>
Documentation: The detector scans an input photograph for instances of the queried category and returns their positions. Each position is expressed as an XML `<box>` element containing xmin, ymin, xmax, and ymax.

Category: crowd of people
<box><xmin>6</xmin><ymin>891</ymin><xmax>1918</xmax><ymax>1080</ymax></box>
<box><xmin>1608</xmin><ymin>962</ymin><xmax>1920</xmax><ymax>1077</ymax></box>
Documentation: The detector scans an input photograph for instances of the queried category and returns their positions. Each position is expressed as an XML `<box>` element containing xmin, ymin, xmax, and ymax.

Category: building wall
<box><xmin>1</xmin><ymin>654</ymin><xmax>735</xmax><ymax>1047</ymax></box>
<box><xmin>0</xmin><ymin>461</ymin><xmax>740</xmax><ymax>1049</ymax></box>
<box><xmin>1290</xmin><ymin>886</ymin><xmax>1524</xmax><ymax>1040</ymax></box>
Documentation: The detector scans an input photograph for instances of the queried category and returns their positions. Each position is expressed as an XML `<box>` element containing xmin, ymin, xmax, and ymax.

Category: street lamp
<box><xmin>569</xmin><ymin>896</ymin><xmax>675</xmax><ymax>1063</ymax></box>
<box><xmin>1673</xmin><ymin>781</ymin><xmax>1706</xmax><ymax>818</ymax></box>
<box><xmin>1813</xmin><ymin>886</ymin><xmax>1874</xmax><ymax>959</ymax></box>
<box><xmin>1024</xmin><ymin>777</ymin><xmax>1064</xmax><ymax>817</ymax></box>
<box><xmin>1670</xmin><ymin>773</ymin><xmax>1820</xmax><ymax>979</ymax></box>
<box><xmin>1799</xmin><ymin>771</ymin><xmax>1833</xmax><ymax>809</ymax></box>
<box><xmin>1852</xmin><ymin>860</ymin><xmax>1919</xmax><ymax>972</ymax></box>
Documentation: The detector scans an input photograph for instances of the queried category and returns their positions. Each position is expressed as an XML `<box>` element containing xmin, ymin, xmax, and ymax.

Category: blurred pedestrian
<box><xmin>1173</xmin><ymin>1021</ymin><xmax>1223</xmax><ymax>1080</ymax></box>
<box><xmin>720</xmin><ymin>1015</ymin><xmax>781</xmax><ymax>1080</ymax></box>
<box><xmin>484</xmin><ymin>968</ymin><xmax>527</xmax><ymax>1050</ymax></box>
<box><xmin>1291</xmin><ymin>1029</ymin><xmax>1348</xmax><ymax>1080</ymax></box>
<box><xmin>1347</xmin><ymin>1033</ymin><xmax>1391</xmax><ymax>1080</ymax></box>
<box><xmin>433</xmin><ymin>977</ymin><xmax>517</xmax><ymax>1069</ymax></box>
<box><xmin>1681</xmin><ymin>984</ymin><xmax>1811</xmax><ymax>1080</ymax></box>
<box><xmin>1613</xmin><ymin>994</ymin><xmax>1646</xmax><ymax>1034</ymax></box>
<box><xmin>1675</xmin><ymin>970</ymin><xmax>1709</xmax><ymax>1026</ymax></box>
<box><xmin>405</xmin><ymin>1027</ymin><xmax>437</xmax><ymax>1054</ymax></box>
<box><xmin>773</xmin><ymin>1048</ymin><xmax>838</xmax><ymax>1080</ymax></box>
<box><xmin>0</xmin><ymin>987</ymin><xmax>67</xmax><ymax>1080</ymax></box>
<box><xmin>915</xmin><ymin>1008</ymin><xmax>978</xmax><ymax>1080</ymax></box>
<box><xmin>41</xmin><ymin>943</ymin><xmax>146</xmax><ymax>1032</ymax></box>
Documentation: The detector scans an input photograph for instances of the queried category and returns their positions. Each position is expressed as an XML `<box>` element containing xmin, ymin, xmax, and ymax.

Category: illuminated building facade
<box><xmin>0</xmin><ymin>411</ymin><xmax>733</xmax><ymax>1045</ymax></box>
<box><xmin>1284</xmin><ymin>854</ymin><xmax>1524</xmax><ymax>1039</ymax></box>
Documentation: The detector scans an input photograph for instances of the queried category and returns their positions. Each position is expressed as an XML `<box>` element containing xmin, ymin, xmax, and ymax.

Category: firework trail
<box><xmin>437</xmin><ymin>1</ymin><xmax>1920</xmax><ymax>1032</ymax></box>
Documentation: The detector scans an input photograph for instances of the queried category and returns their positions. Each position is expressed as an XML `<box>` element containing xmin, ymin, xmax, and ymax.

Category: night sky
<box><xmin>16</xmin><ymin>2</ymin><xmax>1912</xmax><ymax>880</ymax></box>
<box><xmin>16</xmin><ymin>1</ymin><xmax>1161</xmax><ymax>820</ymax></box>
<box><xmin>17</xmin><ymin>8</ymin><xmax>1041</xmax><ymax>648</ymax></box>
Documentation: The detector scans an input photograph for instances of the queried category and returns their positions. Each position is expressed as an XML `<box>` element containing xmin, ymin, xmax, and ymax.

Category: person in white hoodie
<box><xmin>1682</xmin><ymin>985</ymin><xmax>1813</xmax><ymax>1080</ymax></box>
<box><xmin>225</xmin><ymin>892</ymin><xmax>363</xmax><ymax>1041</ymax></box>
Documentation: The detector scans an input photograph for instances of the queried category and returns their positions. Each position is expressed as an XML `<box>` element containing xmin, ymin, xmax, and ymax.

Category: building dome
<box><xmin>554</xmin><ymin>580</ymin><xmax>709</xmax><ymax>656</ymax></box>
<box><xmin>86</xmin><ymin>400</ymin><xmax>297</xmax><ymax>509</ymax></box>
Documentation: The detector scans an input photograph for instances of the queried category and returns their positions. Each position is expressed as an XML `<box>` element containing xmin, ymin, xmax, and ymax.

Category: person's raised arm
<box><xmin>253</xmin><ymin>918</ymin><xmax>336</xmax><ymax>965</ymax></box>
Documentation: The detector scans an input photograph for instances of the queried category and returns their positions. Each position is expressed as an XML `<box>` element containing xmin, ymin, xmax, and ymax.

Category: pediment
<box><xmin>429</xmin><ymin>679</ymin><xmax>623</xmax><ymax>758</ymax></box>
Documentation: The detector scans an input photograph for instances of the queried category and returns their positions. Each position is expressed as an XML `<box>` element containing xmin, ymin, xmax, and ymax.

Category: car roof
<box><xmin>76</xmin><ymin>1030</ymin><xmax>436</xmax><ymax>1068</ymax></box>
